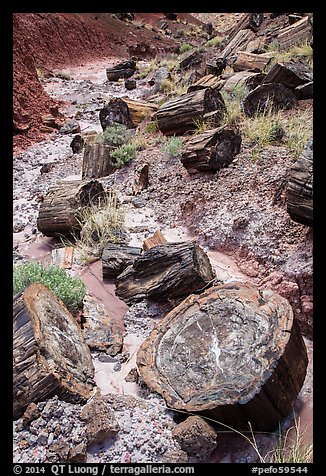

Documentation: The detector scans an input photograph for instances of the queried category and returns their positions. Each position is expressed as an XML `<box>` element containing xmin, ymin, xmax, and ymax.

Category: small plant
<box><xmin>111</xmin><ymin>142</ymin><xmax>139</xmax><ymax>168</ymax></box>
<box><xmin>161</xmin><ymin>136</ymin><xmax>184</xmax><ymax>158</ymax></box>
<box><xmin>264</xmin><ymin>39</ymin><xmax>313</xmax><ymax>70</ymax></box>
<box><xmin>241</xmin><ymin>105</ymin><xmax>285</xmax><ymax>158</ymax></box>
<box><xmin>193</xmin><ymin>118</ymin><xmax>211</xmax><ymax>134</ymax></box>
<box><xmin>13</xmin><ymin>262</ymin><xmax>85</xmax><ymax>313</ymax></box>
<box><xmin>205</xmin><ymin>35</ymin><xmax>223</xmax><ymax>47</ymax></box>
<box><xmin>74</xmin><ymin>190</ymin><xmax>127</xmax><ymax>262</ymax></box>
<box><xmin>267</xmin><ymin>416</ymin><xmax>313</xmax><ymax>463</ymax></box>
<box><xmin>179</xmin><ymin>43</ymin><xmax>193</xmax><ymax>54</ymax></box>
<box><xmin>96</xmin><ymin>123</ymin><xmax>130</xmax><ymax>146</ymax></box>
<box><xmin>145</xmin><ymin>121</ymin><xmax>158</xmax><ymax>133</ymax></box>
<box><xmin>282</xmin><ymin>109</ymin><xmax>313</xmax><ymax>158</ymax></box>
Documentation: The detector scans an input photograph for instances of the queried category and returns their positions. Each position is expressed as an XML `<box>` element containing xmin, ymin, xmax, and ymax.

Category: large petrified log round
<box><xmin>263</xmin><ymin>60</ymin><xmax>313</xmax><ymax>92</ymax></box>
<box><xmin>242</xmin><ymin>83</ymin><xmax>297</xmax><ymax>116</ymax></box>
<box><xmin>106</xmin><ymin>59</ymin><xmax>136</xmax><ymax>81</ymax></box>
<box><xmin>82</xmin><ymin>143</ymin><xmax>117</xmax><ymax>179</ymax></box>
<box><xmin>287</xmin><ymin>138</ymin><xmax>313</xmax><ymax>226</ymax></box>
<box><xmin>37</xmin><ymin>179</ymin><xmax>106</xmax><ymax>237</ymax></box>
<box><xmin>137</xmin><ymin>282</ymin><xmax>308</xmax><ymax>431</ymax></box>
<box><xmin>13</xmin><ymin>284</ymin><xmax>95</xmax><ymax>420</ymax></box>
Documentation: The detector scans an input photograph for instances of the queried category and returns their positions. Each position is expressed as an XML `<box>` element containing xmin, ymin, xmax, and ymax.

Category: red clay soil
<box><xmin>13</xmin><ymin>13</ymin><xmax>191</xmax><ymax>153</ymax></box>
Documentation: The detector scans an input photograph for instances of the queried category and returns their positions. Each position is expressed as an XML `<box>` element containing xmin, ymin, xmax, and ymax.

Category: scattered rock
<box><xmin>159</xmin><ymin>448</ymin><xmax>188</xmax><ymax>463</ymax></box>
<box><xmin>22</xmin><ymin>403</ymin><xmax>41</xmax><ymax>429</ymax></box>
<box><xmin>80</xmin><ymin>397</ymin><xmax>120</xmax><ymax>446</ymax></box>
<box><xmin>70</xmin><ymin>134</ymin><xmax>85</xmax><ymax>153</ymax></box>
<box><xmin>172</xmin><ymin>416</ymin><xmax>218</xmax><ymax>461</ymax></box>
<box><xmin>125</xmin><ymin>368</ymin><xmax>139</xmax><ymax>383</ymax></box>
<box><xmin>67</xmin><ymin>442</ymin><xmax>87</xmax><ymax>463</ymax></box>
<box><xmin>125</xmin><ymin>78</ymin><xmax>136</xmax><ymax>90</ymax></box>
<box><xmin>59</xmin><ymin>119</ymin><xmax>81</xmax><ymax>134</ymax></box>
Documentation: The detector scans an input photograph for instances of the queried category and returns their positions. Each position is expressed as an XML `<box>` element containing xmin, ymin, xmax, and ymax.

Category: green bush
<box><xmin>179</xmin><ymin>43</ymin><xmax>193</xmax><ymax>54</ymax></box>
<box><xmin>111</xmin><ymin>143</ymin><xmax>138</xmax><ymax>168</ymax></box>
<box><xmin>97</xmin><ymin>123</ymin><xmax>130</xmax><ymax>146</ymax></box>
<box><xmin>145</xmin><ymin>121</ymin><xmax>158</xmax><ymax>133</ymax></box>
<box><xmin>161</xmin><ymin>136</ymin><xmax>184</xmax><ymax>158</ymax></box>
<box><xmin>13</xmin><ymin>262</ymin><xmax>86</xmax><ymax>314</ymax></box>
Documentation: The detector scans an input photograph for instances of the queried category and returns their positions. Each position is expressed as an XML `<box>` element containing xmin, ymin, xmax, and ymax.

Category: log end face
<box><xmin>137</xmin><ymin>282</ymin><xmax>307</xmax><ymax>430</ymax></box>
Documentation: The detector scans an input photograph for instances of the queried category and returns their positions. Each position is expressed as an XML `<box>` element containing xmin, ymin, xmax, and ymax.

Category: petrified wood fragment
<box><xmin>115</xmin><ymin>241</ymin><xmax>215</xmax><ymax>304</ymax></box>
<box><xmin>13</xmin><ymin>284</ymin><xmax>95</xmax><ymax>419</ymax></box>
<box><xmin>102</xmin><ymin>243</ymin><xmax>143</xmax><ymax>279</ymax></box>
<box><xmin>287</xmin><ymin>139</ymin><xmax>313</xmax><ymax>226</ymax></box>
<box><xmin>137</xmin><ymin>282</ymin><xmax>308</xmax><ymax>431</ymax></box>
<box><xmin>263</xmin><ymin>60</ymin><xmax>313</xmax><ymax>91</ymax></box>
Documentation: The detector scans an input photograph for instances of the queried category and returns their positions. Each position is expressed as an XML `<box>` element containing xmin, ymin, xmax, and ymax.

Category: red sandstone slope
<box><xmin>13</xmin><ymin>12</ymin><xmax>189</xmax><ymax>152</ymax></box>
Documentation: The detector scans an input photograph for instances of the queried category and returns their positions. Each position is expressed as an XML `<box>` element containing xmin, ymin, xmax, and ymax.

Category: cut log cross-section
<box><xmin>181</xmin><ymin>126</ymin><xmax>242</xmax><ymax>173</ymax></box>
<box><xmin>115</xmin><ymin>241</ymin><xmax>215</xmax><ymax>303</ymax></box>
<box><xmin>13</xmin><ymin>284</ymin><xmax>95</xmax><ymax>420</ymax></box>
<box><xmin>37</xmin><ymin>179</ymin><xmax>106</xmax><ymax>237</ymax></box>
<box><xmin>137</xmin><ymin>282</ymin><xmax>308</xmax><ymax>432</ymax></box>
<box><xmin>82</xmin><ymin>143</ymin><xmax>117</xmax><ymax>179</ymax></box>
<box><xmin>99</xmin><ymin>98</ymin><xmax>134</xmax><ymax>131</ymax></box>
<box><xmin>242</xmin><ymin>83</ymin><xmax>298</xmax><ymax>116</ymax></box>
<box><xmin>287</xmin><ymin>139</ymin><xmax>313</xmax><ymax>226</ymax></box>
<box><xmin>155</xmin><ymin>88</ymin><xmax>227</xmax><ymax>136</ymax></box>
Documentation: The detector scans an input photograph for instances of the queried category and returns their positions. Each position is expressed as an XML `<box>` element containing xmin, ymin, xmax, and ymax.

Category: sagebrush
<box><xmin>13</xmin><ymin>262</ymin><xmax>85</xmax><ymax>313</ymax></box>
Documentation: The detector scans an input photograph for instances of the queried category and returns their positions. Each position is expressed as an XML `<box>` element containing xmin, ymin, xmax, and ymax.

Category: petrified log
<box><xmin>137</xmin><ymin>282</ymin><xmax>308</xmax><ymax>432</ymax></box>
<box><xmin>245</xmin><ymin>36</ymin><xmax>266</xmax><ymax>54</ymax></box>
<box><xmin>227</xmin><ymin>13</ymin><xmax>264</xmax><ymax>40</ymax></box>
<box><xmin>263</xmin><ymin>60</ymin><xmax>313</xmax><ymax>91</ymax></box>
<box><xmin>37</xmin><ymin>179</ymin><xmax>106</xmax><ymax>237</ymax></box>
<box><xmin>70</xmin><ymin>134</ymin><xmax>85</xmax><ymax>154</ymax></box>
<box><xmin>113</xmin><ymin>13</ymin><xmax>134</xmax><ymax>21</ymax></box>
<box><xmin>219</xmin><ymin>29</ymin><xmax>256</xmax><ymax>62</ymax></box>
<box><xmin>99</xmin><ymin>99</ymin><xmax>134</xmax><ymax>131</ymax></box>
<box><xmin>125</xmin><ymin>79</ymin><xmax>136</xmax><ymax>90</ymax></box>
<box><xmin>233</xmin><ymin>51</ymin><xmax>271</xmax><ymax>72</ymax></box>
<box><xmin>277</xmin><ymin>16</ymin><xmax>312</xmax><ymax>50</ymax></box>
<box><xmin>106</xmin><ymin>60</ymin><xmax>136</xmax><ymax>81</ymax></box>
<box><xmin>242</xmin><ymin>83</ymin><xmax>297</xmax><ymax>117</ymax></box>
<box><xmin>115</xmin><ymin>241</ymin><xmax>215</xmax><ymax>303</ymax></box>
<box><xmin>155</xmin><ymin>88</ymin><xmax>227</xmax><ymax>136</ymax></box>
<box><xmin>82</xmin><ymin>292</ymin><xmax>124</xmax><ymax>355</ymax></box>
<box><xmin>163</xmin><ymin>13</ymin><xmax>177</xmax><ymax>20</ymax></box>
<box><xmin>82</xmin><ymin>143</ymin><xmax>117</xmax><ymax>179</ymax></box>
<box><xmin>102</xmin><ymin>244</ymin><xmax>143</xmax><ymax>279</ymax></box>
<box><xmin>222</xmin><ymin>71</ymin><xmax>266</xmax><ymax>93</ymax></box>
<box><xmin>187</xmin><ymin>75</ymin><xmax>225</xmax><ymax>93</ymax></box>
<box><xmin>132</xmin><ymin>163</ymin><xmax>149</xmax><ymax>195</ymax></box>
<box><xmin>143</xmin><ymin>230</ymin><xmax>167</xmax><ymax>251</ymax></box>
<box><xmin>13</xmin><ymin>284</ymin><xmax>95</xmax><ymax>419</ymax></box>
<box><xmin>205</xmin><ymin>58</ymin><xmax>226</xmax><ymax>77</ymax></box>
<box><xmin>122</xmin><ymin>98</ymin><xmax>158</xmax><ymax>127</ymax></box>
<box><xmin>287</xmin><ymin>139</ymin><xmax>313</xmax><ymax>226</ymax></box>
<box><xmin>179</xmin><ymin>50</ymin><xmax>203</xmax><ymax>70</ymax></box>
<box><xmin>181</xmin><ymin>126</ymin><xmax>241</xmax><ymax>173</ymax></box>
<box><xmin>295</xmin><ymin>81</ymin><xmax>313</xmax><ymax>100</ymax></box>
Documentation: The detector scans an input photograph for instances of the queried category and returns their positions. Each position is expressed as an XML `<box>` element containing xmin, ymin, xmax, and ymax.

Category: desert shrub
<box><xmin>205</xmin><ymin>35</ymin><xmax>223</xmax><ymax>47</ymax></box>
<box><xmin>13</xmin><ymin>262</ymin><xmax>85</xmax><ymax>313</ymax></box>
<box><xmin>111</xmin><ymin>143</ymin><xmax>139</xmax><ymax>168</ymax></box>
<box><xmin>161</xmin><ymin>136</ymin><xmax>184</xmax><ymax>158</ymax></box>
<box><xmin>179</xmin><ymin>43</ymin><xmax>193</xmax><ymax>54</ymax></box>
<box><xmin>96</xmin><ymin>123</ymin><xmax>130</xmax><ymax>146</ymax></box>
